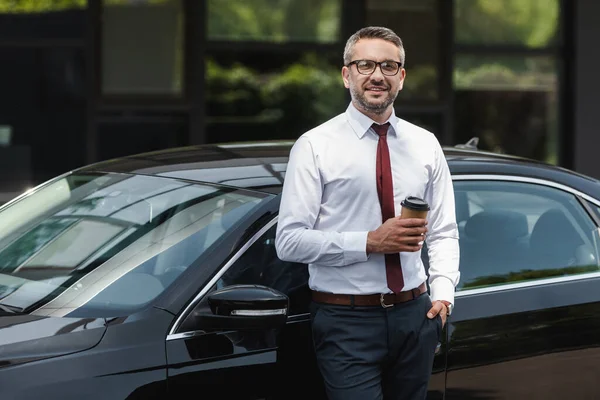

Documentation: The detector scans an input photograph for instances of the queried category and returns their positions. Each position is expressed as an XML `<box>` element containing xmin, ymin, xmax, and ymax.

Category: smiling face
<box><xmin>342</xmin><ymin>38</ymin><xmax>406</xmax><ymax>120</ymax></box>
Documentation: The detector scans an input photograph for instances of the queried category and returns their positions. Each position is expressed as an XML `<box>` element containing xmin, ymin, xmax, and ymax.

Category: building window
<box><xmin>207</xmin><ymin>0</ymin><xmax>341</xmax><ymax>43</ymax></box>
<box><xmin>453</xmin><ymin>0</ymin><xmax>561</xmax><ymax>164</ymax></box>
<box><xmin>454</xmin><ymin>55</ymin><xmax>558</xmax><ymax>163</ymax></box>
<box><xmin>101</xmin><ymin>0</ymin><xmax>183</xmax><ymax>96</ymax></box>
<box><xmin>364</xmin><ymin>0</ymin><xmax>445</xmax><ymax>141</ymax></box>
<box><xmin>96</xmin><ymin>111</ymin><xmax>187</xmax><ymax>160</ymax></box>
<box><xmin>204</xmin><ymin>0</ymin><xmax>345</xmax><ymax>143</ymax></box>
<box><xmin>204</xmin><ymin>52</ymin><xmax>345</xmax><ymax>143</ymax></box>
<box><xmin>366</xmin><ymin>0</ymin><xmax>441</xmax><ymax>102</ymax></box>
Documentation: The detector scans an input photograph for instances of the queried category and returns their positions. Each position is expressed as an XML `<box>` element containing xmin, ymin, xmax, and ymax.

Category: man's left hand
<box><xmin>427</xmin><ymin>301</ymin><xmax>447</xmax><ymax>328</ymax></box>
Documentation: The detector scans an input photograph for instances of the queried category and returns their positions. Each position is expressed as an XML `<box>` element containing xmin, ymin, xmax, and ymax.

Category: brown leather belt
<box><xmin>311</xmin><ymin>283</ymin><xmax>427</xmax><ymax>308</ymax></box>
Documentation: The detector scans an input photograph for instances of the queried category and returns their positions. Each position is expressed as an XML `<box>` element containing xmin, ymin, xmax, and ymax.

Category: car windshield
<box><xmin>0</xmin><ymin>172</ymin><xmax>270</xmax><ymax>317</ymax></box>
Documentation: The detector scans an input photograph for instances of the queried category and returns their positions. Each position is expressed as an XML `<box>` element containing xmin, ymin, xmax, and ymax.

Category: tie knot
<box><xmin>372</xmin><ymin>122</ymin><xmax>390</xmax><ymax>137</ymax></box>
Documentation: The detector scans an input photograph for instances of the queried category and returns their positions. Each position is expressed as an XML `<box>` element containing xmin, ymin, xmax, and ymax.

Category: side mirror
<box><xmin>194</xmin><ymin>284</ymin><xmax>289</xmax><ymax>332</ymax></box>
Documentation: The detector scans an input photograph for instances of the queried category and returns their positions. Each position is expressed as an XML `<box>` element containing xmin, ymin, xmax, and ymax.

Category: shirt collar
<box><xmin>345</xmin><ymin>102</ymin><xmax>400</xmax><ymax>139</ymax></box>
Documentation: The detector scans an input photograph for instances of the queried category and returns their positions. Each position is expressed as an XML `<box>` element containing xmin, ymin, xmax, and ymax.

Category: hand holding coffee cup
<box><xmin>366</xmin><ymin>196</ymin><xmax>429</xmax><ymax>254</ymax></box>
<box><xmin>400</xmin><ymin>196</ymin><xmax>429</xmax><ymax>246</ymax></box>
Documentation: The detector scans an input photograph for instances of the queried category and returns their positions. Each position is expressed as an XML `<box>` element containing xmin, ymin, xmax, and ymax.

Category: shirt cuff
<box><xmin>429</xmin><ymin>276</ymin><xmax>455</xmax><ymax>306</ymax></box>
<box><xmin>342</xmin><ymin>231</ymin><xmax>369</xmax><ymax>265</ymax></box>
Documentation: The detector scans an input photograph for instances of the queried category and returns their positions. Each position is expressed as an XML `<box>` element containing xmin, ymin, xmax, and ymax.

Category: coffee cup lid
<box><xmin>401</xmin><ymin>196</ymin><xmax>430</xmax><ymax>211</ymax></box>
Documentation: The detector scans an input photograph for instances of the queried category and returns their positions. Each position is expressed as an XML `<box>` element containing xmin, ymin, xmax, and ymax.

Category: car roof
<box><xmin>77</xmin><ymin>140</ymin><xmax>600</xmax><ymax>198</ymax></box>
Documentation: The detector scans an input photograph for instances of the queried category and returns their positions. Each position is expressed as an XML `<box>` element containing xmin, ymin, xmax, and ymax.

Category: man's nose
<box><xmin>370</xmin><ymin>64</ymin><xmax>385</xmax><ymax>80</ymax></box>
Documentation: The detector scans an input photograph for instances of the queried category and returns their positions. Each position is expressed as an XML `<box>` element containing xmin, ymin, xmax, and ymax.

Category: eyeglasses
<box><xmin>346</xmin><ymin>59</ymin><xmax>403</xmax><ymax>76</ymax></box>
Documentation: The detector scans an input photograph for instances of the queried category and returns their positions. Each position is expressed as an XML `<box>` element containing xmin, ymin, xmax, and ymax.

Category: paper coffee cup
<box><xmin>400</xmin><ymin>196</ymin><xmax>430</xmax><ymax>219</ymax></box>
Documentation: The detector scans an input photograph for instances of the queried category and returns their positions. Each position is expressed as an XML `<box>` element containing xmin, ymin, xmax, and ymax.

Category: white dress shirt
<box><xmin>275</xmin><ymin>103</ymin><xmax>460</xmax><ymax>304</ymax></box>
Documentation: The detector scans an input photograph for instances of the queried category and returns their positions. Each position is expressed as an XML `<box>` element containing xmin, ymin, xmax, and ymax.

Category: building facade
<box><xmin>0</xmin><ymin>0</ymin><xmax>597</xmax><ymax>202</ymax></box>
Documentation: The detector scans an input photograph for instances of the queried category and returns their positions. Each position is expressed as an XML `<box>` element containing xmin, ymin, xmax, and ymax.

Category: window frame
<box><xmin>167</xmin><ymin>216</ymin><xmax>279</xmax><ymax>339</ymax></box>
<box><xmin>212</xmin><ymin>220</ymin><xmax>309</xmax><ymax>316</ymax></box>
<box><xmin>581</xmin><ymin>198</ymin><xmax>600</xmax><ymax>227</ymax></box>
<box><xmin>453</xmin><ymin>174</ymin><xmax>600</xmax><ymax>299</ymax></box>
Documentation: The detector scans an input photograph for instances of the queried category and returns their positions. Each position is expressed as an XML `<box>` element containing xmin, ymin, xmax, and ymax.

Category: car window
<box><xmin>0</xmin><ymin>172</ymin><xmax>270</xmax><ymax>316</ymax></box>
<box><xmin>214</xmin><ymin>223</ymin><xmax>310</xmax><ymax>316</ymax></box>
<box><xmin>585</xmin><ymin>200</ymin><xmax>600</xmax><ymax>224</ymax></box>
<box><xmin>454</xmin><ymin>180</ymin><xmax>600</xmax><ymax>291</ymax></box>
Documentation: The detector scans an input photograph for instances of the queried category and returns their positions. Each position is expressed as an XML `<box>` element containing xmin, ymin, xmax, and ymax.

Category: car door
<box><xmin>446</xmin><ymin>176</ymin><xmax>600</xmax><ymax>399</ymax></box>
<box><xmin>166</xmin><ymin>211</ymin><xmax>447</xmax><ymax>399</ymax></box>
<box><xmin>166</xmin><ymin>216</ymin><xmax>323</xmax><ymax>399</ymax></box>
<box><xmin>214</xmin><ymin>219</ymin><xmax>323</xmax><ymax>399</ymax></box>
<box><xmin>164</xmin><ymin>218</ymin><xmax>284</xmax><ymax>399</ymax></box>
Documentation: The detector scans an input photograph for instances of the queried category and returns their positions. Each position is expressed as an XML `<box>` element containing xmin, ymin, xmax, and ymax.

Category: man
<box><xmin>275</xmin><ymin>26</ymin><xmax>460</xmax><ymax>400</ymax></box>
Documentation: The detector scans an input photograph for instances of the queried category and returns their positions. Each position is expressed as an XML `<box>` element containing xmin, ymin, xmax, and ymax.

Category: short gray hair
<box><xmin>343</xmin><ymin>26</ymin><xmax>405</xmax><ymax>66</ymax></box>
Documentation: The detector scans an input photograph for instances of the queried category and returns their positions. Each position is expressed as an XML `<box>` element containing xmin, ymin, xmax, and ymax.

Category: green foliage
<box><xmin>207</xmin><ymin>0</ymin><xmax>340</xmax><ymax>43</ymax></box>
<box><xmin>0</xmin><ymin>0</ymin><xmax>86</xmax><ymax>12</ymax></box>
<box><xmin>206</xmin><ymin>55</ymin><xmax>346</xmax><ymax>135</ymax></box>
<box><xmin>205</xmin><ymin>59</ymin><xmax>263</xmax><ymax>117</ymax></box>
<box><xmin>455</xmin><ymin>0</ymin><xmax>559</xmax><ymax>47</ymax></box>
<box><xmin>0</xmin><ymin>0</ymin><xmax>176</xmax><ymax>13</ymax></box>
<box><xmin>454</xmin><ymin>0</ymin><xmax>559</xmax><ymax>90</ymax></box>
<box><xmin>261</xmin><ymin>54</ymin><xmax>345</xmax><ymax>127</ymax></box>
<box><xmin>402</xmin><ymin>65</ymin><xmax>437</xmax><ymax>100</ymax></box>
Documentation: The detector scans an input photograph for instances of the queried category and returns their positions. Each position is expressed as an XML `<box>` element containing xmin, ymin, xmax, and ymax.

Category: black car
<box><xmin>0</xmin><ymin>140</ymin><xmax>599</xmax><ymax>400</ymax></box>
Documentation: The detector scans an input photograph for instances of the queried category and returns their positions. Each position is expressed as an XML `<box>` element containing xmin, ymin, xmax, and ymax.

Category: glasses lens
<box><xmin>380</xmin><ymin>61</ymin><xmax>399</xmax><ymax>75</ymax></box>
<box><xmin>356</xmin><ymin>60</ymin><xmax>376</xmax><ymax>74</ymax></box>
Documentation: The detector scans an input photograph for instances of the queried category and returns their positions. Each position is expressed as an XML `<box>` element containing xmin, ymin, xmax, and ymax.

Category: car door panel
<box><xmin>165</xmin><ymin>283</ymin><xmax>281</xmax><ymax>397</ymax></box>
<box><xmin>448</xmin><ymin>177</ymin><xmax>600</xmax><ymax>399</ymax></box>
<box><xmin>272</xmin><ymin>316</ymin><xmax>326</xmax><ymax>399</ymax></box>
<box><xmin>166</xmin><ymin>332</ymin><xmax>278</xmax><ymax>398</ymax></box>
<box><xmin>447</xmin><ymin>277</ymin><xmax>600</xmax><ymax>399</ymax></box>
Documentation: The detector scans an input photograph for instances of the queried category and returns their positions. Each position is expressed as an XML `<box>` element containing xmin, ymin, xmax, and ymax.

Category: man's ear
<box><xmin>342</xmin><ymin>66</ymin><xmax>350</xmax><ymax>89</ymax></box>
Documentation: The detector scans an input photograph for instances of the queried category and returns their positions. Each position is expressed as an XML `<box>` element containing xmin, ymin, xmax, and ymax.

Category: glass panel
<box><xmin>101</xmin><ymin>0</ymin><xmax>183</xmax><ymax>95</ymax></box>
<box><xmin>0</xmin><ymin>173</ymin><xmax>270</xmax><ymax>315</ymax></box>
<box><xmin>22</xmin><ymin>220</ymin><xmax>124</xmax><ymax>269</ymax></box>
<box><xmin>96</xmin><ymin>112</ymin><xmax>187</xmax><ymax>160</ymax></box>
<box><xmin>0</xmin><ymin>218</ymin><xmax>76</xmax><ymax>269</ymax></box>
<box><xmin>0</xmin><ymin>47</ymin><xmax>85</xmax><ymax>204</ymax></box>
<box><xmin>454</xmin><ymin>55</ymin><xmax>558</xmax><ymax>163</ymax></box>
<box><xmin>216</xmin><ymin>224</ymin><xmax>310</xmax><ymax>315</ymax></box>
<box><xmin>454</xmin><ymin>0</ymin><xmax>560</xmax><ymax>47</ymax></box>
<box><xmin>0</xmin><ymin>0</ymin><xmax>86</xmax><ymax>40</ymax></box>
<box><xmin>586</xmin><ymin>201</ymin><xmax>600</xmax><ymax>224</ymax></box>
<box><xmin>454</xmin><ymin>181</ymin><xmax>600</xmax><ymax>291</ymax></box>
<box><xmin>207</xmin><ymin>0</ymin><xmax>341</xmax><ymax>43</ymax></box>
<box><xmin>366</xmin><ymin>0</ymin><xmax>440</xmax><ymax>100</ymax></box>
<box><xmin>205</xmin><ymin>52</ymin><xmax>346</xmax><ymax>142</ymax></box>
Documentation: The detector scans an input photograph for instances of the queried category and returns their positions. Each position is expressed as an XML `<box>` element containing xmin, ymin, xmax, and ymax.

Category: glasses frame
<box><xmin>346</xmin><ymin>59</ymin><xmax>403</xmax><ymax>76</ymax></box>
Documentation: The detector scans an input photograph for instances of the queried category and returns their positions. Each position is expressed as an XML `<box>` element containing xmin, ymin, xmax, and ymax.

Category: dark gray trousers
<box><xmin>310</xmin><ymin>292</ymin><xmax>441</xmax><ymax>400</ymax></box>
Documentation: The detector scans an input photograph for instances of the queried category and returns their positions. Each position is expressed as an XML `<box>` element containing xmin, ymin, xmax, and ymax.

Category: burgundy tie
<box><xmin>372</xmin><ymin>122</ymin><xmax>404</xmax><ymax>293</ymax></box>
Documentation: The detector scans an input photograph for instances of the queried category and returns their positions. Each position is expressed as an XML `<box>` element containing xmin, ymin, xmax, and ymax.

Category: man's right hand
<box><xmin>366</xmin><ymin>217</ymin><xmax>428</xmax><ymax>254</ymax></box>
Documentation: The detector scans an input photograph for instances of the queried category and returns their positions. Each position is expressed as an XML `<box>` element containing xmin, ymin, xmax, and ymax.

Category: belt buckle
<box><xmin>380</xmin><ymin>293</ymin><xmax>394</xmax><ymax>308</ymax></box>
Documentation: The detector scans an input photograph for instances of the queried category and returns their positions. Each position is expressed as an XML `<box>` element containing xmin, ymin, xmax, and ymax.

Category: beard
<box><xmin>349</xmin><ymin>83</ymin><xmax>399</xmax><ymax>115</ymax></box>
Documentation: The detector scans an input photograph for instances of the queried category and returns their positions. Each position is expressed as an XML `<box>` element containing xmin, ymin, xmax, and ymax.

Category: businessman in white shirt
<box><xmin>275</xmin><ymin>26</ymin><xmax>460</xmax><ymax>400</ymax></box>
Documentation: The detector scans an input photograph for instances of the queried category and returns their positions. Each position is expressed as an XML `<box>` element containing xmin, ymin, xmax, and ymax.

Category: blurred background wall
<box><xmin>0</xmin><ymin>0</ymin><xmax>596</xmax><ymax>203</ymax></box>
